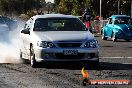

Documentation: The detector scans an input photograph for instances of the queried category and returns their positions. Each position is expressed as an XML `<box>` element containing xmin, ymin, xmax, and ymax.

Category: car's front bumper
<box><xmin>34</xmin><ymin>47</ymin><xmax>99</xmax><ymax>62</ymax></box>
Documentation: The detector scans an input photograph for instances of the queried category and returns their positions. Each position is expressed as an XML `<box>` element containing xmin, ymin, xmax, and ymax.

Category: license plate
<box><xmin>63</xmin><ymin>50</ymin><xmax>78</xmax><ymax>55</ymax></box>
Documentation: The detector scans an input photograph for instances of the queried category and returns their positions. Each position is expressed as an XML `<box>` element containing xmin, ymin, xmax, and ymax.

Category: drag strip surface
<box><xmin>0</xmin><ymin>35</ymin><xmax>132</xmax><ymax>88</ymax></box>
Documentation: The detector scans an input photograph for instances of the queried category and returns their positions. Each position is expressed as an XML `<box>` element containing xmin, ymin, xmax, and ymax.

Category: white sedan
<box><xmin>20</xmin><ymin>14</ymin><xmax>99</xmax><ymax>68</ymax></box>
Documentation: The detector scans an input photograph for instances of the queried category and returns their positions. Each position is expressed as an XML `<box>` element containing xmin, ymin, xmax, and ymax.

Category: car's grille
<box><xmin>57</xmin><ymin>43</ymin><xmax>82</xmax><ymax>48</ymax></box>
<box><xmin>55</xmin><ymin>53</ymin><xmax>84</xmax><ymax>59</ymax></box>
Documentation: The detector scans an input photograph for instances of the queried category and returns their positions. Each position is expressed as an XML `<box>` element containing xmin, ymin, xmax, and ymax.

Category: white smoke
<box><xmin>0</xmin><ymin>18</ymin><xmax>25</xmax><ymax>63</ymax></box>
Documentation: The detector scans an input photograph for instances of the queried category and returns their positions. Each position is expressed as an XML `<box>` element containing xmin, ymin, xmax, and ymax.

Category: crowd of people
<box><xmin>82</xmin><ymin>8</ymin><xmax>102</xmax><ymax>34</ymax></box>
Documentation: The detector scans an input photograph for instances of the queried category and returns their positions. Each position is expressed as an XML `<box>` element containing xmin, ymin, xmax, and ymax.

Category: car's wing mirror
<box><xmin>21</xmin><ymin>28</ymin><xmax>30</xmax><ymax>34</ymax></box>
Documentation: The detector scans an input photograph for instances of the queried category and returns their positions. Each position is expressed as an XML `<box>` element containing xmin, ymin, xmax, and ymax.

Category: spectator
<box><xmin>82</xmin><ymin>8</ymin><xmax>91</xmax><ymax>30</ymax></box>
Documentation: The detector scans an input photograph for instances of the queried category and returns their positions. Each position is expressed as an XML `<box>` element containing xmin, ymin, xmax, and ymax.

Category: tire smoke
<box><xmin>0</xmin><ymin>19</ymin><xmax>25</xmax><ymax>63</ymax></box>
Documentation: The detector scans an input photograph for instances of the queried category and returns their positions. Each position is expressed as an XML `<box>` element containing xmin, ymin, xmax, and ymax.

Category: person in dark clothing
<box><xmin>82</xmin><ymin>8</ymin><xmax>92</xmax><ymax>31</ymax></box>
<box><xmin>82</xmin><ymin>8</ymin><xmax>91</xmax><ymax>22</ymax></box>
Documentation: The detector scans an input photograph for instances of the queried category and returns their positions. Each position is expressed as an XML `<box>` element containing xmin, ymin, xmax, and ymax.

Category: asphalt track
<box><xmin>0</xmin><ymin>34</ymin><xmax>132</xmax><ymax>88</ymax></box>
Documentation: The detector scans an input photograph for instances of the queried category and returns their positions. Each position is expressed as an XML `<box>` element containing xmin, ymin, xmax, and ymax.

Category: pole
<box><xmin>118</xmin><ymin>0</ymin><xmax>120</xmax><ymax>15</ymax></box>
<box><xmin>131</xmin><ymin>1</ymin><xmax>132</xmax><ymax>17</ymax></box>
<box><xmin>100</xmin><ymin>0</ymin><xmax>102</xmax><ymax>18</ymax></box>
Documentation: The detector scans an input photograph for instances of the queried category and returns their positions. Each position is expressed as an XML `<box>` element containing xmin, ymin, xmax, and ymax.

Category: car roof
<box><xmin>109</xmin><ymin>15</ymin><xmax>130</xmax><ymax>19</ymax></box>
<box><xmin>32</xmin><ymin>14</ymin><xmax>78</xmax><ymax>20</ymax></box>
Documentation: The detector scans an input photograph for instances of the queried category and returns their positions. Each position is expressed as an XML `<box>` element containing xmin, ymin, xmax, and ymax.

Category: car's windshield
<box><xmin>114</xmin><ymin>17</ymin><xmax>131</xmax><ymax>24</ymax></box>
<box><xmin>33</xmin><ymin>18</ymin><xmax>86</xmax><ymax>31</ymax></box>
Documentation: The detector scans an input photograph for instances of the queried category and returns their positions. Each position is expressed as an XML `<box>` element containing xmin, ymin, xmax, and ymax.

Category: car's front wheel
<box><xmin>101</xmin><ymin>31</ymin><xmax>107</xmax><ymax>40</ymax></box>
<box><xmin>30</xmin><ymin>45</ymin><xmax>37</xmax><ymax>68</ymax></box>
<box><xmin>102</xmin><ymin>34</ymin><xmax>108</xmax><ymax>40</ymax></box>
<box><xmin>111</xmin><ymin>32</ymin><xmax>117</xmax><ymax>42</ymax></box>
<box><xmin>31</xmin><ymin>54</ymin><xmax>37</xmax><ymax>68</ymax></box>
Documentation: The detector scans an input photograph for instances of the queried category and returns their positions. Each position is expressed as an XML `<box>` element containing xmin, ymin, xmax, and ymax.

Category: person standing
<box><xmin>82</xmin><ymin>8</ymin><xmax>91</xmax><ymax>30</ymax></box>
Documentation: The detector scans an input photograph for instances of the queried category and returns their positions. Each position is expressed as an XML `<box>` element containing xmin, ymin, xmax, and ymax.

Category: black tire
<box><xmin>30</xmin><ymin>45</ymin><xmax>34</xmax><ymax>56</ymax></box>
<box><xmin>111</xmin><ymin>32</ymin><xmax>117</xmax><ymax>42</ymax></box>
<box><xmin>30</xmin><ymin>45</ymin><xmax>37</xmax><ymax>68</ymax></box>
<box><xmin>31</xmin><ymin>54</ymin><xmax>37</xmax><ymax>68</ymax></box>
<box><xmin>20</xmin><ymin>50</ymin><xmax>23</xmax><ymax>59</ymax></box>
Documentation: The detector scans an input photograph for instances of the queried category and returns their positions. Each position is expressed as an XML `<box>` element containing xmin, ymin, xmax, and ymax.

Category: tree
<box><xmin>0</xmin><ymin>0</ymin><xmax>42</xmax><ymax>15</ymax></box>
<box><xmin>0</xmin><ymin>0</ymin><xmax>131</xmax><ymax>18</ymax></box>
<box><xmin>0</xmin><ymin>0</ymin><xmax>8</xmax><ymax>14</ymax></box>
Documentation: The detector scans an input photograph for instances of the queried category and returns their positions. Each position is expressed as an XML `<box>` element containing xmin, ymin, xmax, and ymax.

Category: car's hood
<box><xmin>114</xmin><ymin>24</ymin><xmax>132</xmax><ymax>35</ymax></box>
<box><xmin>32</xmin><ymin>31</ymin><xmax>95</xmax><ymax>42</ymax></box>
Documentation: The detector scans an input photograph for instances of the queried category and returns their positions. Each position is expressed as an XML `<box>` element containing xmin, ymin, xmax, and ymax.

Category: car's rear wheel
<box><xmin>20</xmin><ymin>50</ymin><xmax>23</xmax><ymax>59</ymax></box>
<box><xmin>112</xmin><ymin>32</ymin><xmax>117</xmax><ymax>42</ymax></box>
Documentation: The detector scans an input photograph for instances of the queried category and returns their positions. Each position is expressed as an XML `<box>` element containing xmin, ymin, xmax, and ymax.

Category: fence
<box><xmin>90</xmin><ymin>20</ymin><xmax>108</xmax><ymax>34</ymax></box>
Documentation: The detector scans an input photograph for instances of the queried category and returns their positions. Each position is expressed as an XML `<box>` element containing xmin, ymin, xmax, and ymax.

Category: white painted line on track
<box><xmin>122</xmin><ymin>63</ymin><xmax>132</xmax><ymax>65</ymax></box>
<box><xmin>100</xmin><ymin>57</ymin><xmax>132</xmax><ymax>59</ymax></box>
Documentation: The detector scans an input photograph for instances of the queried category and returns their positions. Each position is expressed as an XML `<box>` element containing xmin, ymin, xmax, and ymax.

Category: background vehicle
<box><xmin>0</xmin><ymin>16</ymin><xmax>17</xmax><ymax>30</ymax></box>
<box><xmin>101</xmin><ymin>15</ymin><xmax>132</xmax><ymax>42</ymax></box>
<box><xmin>20</xmin><ymin>14</ymin><xmax>99</xmax><ymax>68</ymax></box>
<box><xmin>0</xmin><ymin>15</ymin><xmax>18</xmax><ymax>42</ymax></box>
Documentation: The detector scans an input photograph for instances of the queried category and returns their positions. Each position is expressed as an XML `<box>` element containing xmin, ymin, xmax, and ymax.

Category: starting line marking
<box><xmin>100</xmin><ymin>57</ymin><xmax>132</xmax><ymax>59</ymax></box>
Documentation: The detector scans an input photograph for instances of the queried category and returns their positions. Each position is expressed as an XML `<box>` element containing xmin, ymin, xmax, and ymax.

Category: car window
<box><xmin>33</xmin><ymin>18</ymin><xmax>86</xmax><ymax>31</ymax></box>
<box><xmin>108</xmin><ymin>18</ymin><xmax>112</xmax><ymax>24</ymax></box>
<box><xmin>114</xmin><ymin>17</ymin><xmax>131</xmax><ymax>24</ymax></box>
<box><xmin>24</xmin><ymin>19</ymin><xmax>33</xmax><ymax>30</ymax></box>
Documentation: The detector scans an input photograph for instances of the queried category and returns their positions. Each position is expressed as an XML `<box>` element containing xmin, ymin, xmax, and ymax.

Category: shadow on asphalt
<box><xmin>33</xmin><ymin>62</ymin><xmax>132</xmax><ymax>70</ymax></box>
<box><xmin>99</xmin><ymin>62</ymin><xmax>132</xmax><ymax>70</ymax></box>
<box><xmin>35</xmin><ymin>62</ymin><xmax>84</xmax><ymax>70</ymax></box>
<box><xmin>101</xmin><ymin>45</ymin><xmax>114</xmax><ymax>47</ymax></box>
<box><xmin>21</xmin><ymin>58</ymin><xmax>132</xmax><ymax>70</ymax></box>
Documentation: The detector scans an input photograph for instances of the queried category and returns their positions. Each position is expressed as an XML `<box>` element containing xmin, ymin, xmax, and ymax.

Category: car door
<box><xmin>21</xmin><ymin>19</ymin><xmax>33</xmax><ymax>57</ymax></box>
<box><xmin>105</xmin><ymin>18</ymin><xmax>113</xmax><ymax>37</ymax></box>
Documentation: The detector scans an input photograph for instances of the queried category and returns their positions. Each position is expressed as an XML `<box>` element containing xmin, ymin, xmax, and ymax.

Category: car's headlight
<box><xmin>84</xmin><ymin>42</ymin><xmax>90</xmax><ymax>48</ymax></box>
<box><xmin>37</xmin><ymin>41</ymin><xmax>55</xmax><ymax>48</ymax></box>
<box><xmin>84</xmin><ymin>40</ymin><xmax>99</xmax><ymax>48</ymax></box>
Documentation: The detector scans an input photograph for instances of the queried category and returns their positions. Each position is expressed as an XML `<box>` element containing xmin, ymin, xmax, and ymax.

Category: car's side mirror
<box><xmin>21</xmin><ymin>28</ymin><xmax>30</xmax><ymax>34</ymax></box>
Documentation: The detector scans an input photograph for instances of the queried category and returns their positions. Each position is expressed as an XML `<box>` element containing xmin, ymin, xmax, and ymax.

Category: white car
<box><xmin>20</xmin><ymin>14</ymin><xmax>99</xmax><ymax>68</ymax></box>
